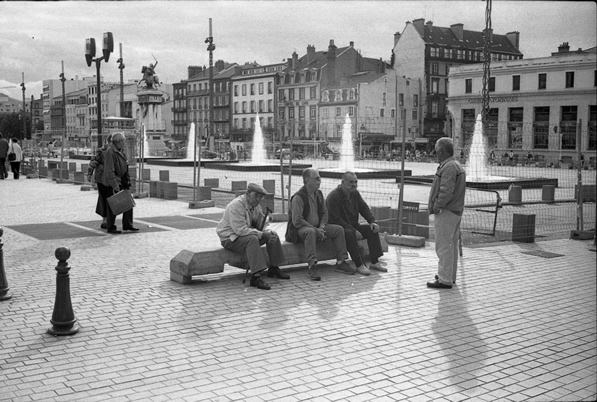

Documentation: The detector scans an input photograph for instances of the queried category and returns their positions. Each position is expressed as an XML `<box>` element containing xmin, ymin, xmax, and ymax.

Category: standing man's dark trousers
<box><xmin>102</xmin><ymin>186</ymin><xmax>134</xmax><ymax>230</ymax></box>
<box><xmin>0</xmin><ymin>158</ymin><xmax>7</xmax><ymax>179</ymax></box>
<box><xmin>344</xmin><ymin>224</ymin><xmax>383</xmax><ymax>267</ymax></box>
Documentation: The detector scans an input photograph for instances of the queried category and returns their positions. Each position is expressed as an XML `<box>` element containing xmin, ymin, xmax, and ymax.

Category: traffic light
<box><xmin>85</xmin><ymin>38</ymin><xmax>96</xmax><ymax>67</ymax></box>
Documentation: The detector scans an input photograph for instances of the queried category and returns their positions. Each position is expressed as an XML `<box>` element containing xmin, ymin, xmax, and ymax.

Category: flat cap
<box><xmin>247</xmin><ymin>182</ymin><xmax>268</xmax><ymax>195</ymax></box>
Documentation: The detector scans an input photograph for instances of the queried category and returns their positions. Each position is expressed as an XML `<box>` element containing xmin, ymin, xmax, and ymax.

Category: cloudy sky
<box><xmin>0</xmin><ymin>1</ymin><xmax>595</xmax><ymax>101</ymax></box>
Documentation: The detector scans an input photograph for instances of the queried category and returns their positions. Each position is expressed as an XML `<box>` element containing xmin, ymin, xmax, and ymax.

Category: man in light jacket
<box><xmin>427</xmin><ymin>137</ymin><xmax>466</xmax><ymax>289</ymax></box>
<box><xmin>101</xmin><ymin>133</ymin><xmax>138</xmax><ymax>234</ymax></box>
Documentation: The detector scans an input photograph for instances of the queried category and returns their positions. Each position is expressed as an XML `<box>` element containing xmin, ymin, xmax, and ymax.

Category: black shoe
<box><xmin>308</xmin><ymin>266</ymin><xmax>321</xmax><ymax>281</ymax></box>
<box><xmin>250</xmin><ymin>275</ymin><xmax>271</xmax><ymax>290</ymax></box>
<box><xmin>123</xmin><ymin>226</ymin><xmax>140</xmax><ymax>232</ymax></box>
<box><xmin>107</xmin><ymin>227</ymin><xmax>121</xmax><ymax>234</ymax></box>
<box><xmin>435</xmin><ymin>274</ymin><xmax>455</xmax><ymax>284</ymax></box>
<box><xmin>427</xmin><ymin>279</ymin><xmax>452</xmax><ymax>289</ymax></box>
<box><xmin>100</xmin><ymin>223</ymin><xmax>108</xmax><ymax>229</ymax></box>
<box><xmin>267</xmin><ymin>266</ymin><xmax>290</xmax><ymax>279</ymax></box>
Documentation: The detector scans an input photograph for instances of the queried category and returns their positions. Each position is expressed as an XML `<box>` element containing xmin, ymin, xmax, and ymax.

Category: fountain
<box><xmin>184</xmin><ymin>122</ymin><xmax>196</xmax><ymax>161</ymax></box>
<box><xmin>251</xmin><ymin>113</ymin><xmax>267</xmax><ymax>165</ymax></box>
<box><xmin>464</xmin><ymin>114</ymin><xmax>557</xmax><ymax>189</ymax></box>
<box><xmin>318</xmin><ymin>114</ymin><xmax>405</xmax><ymax>179</ymax></box>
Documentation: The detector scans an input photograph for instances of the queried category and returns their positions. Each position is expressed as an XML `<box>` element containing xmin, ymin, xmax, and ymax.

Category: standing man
<box><xmin>101</xmin><ymin>133</ymin><xmax>138</xmax><ymax>234</ymax></box>
<box><xmin>326</xmin><ymin>171</ymin><xmax>386</xmax><ymax>275</ymax></box>
<box><xmin>427</xmin><ymin>137</ymin><xmax>466</xmax><ymax>289</ymax></box>
<box><xmin>0</xmin><ymin>133</ymin><xmax>9</xmax><ymax>179</ymax></box>
<box><xmin>217</xmin><ymin>183</ymin><xmax>289</xmax><ymax>290</ymax></box>
<box><xmin>286</xmin><ymin>168</ymin><xmax>354</xmax><ymax>281</ymax></box>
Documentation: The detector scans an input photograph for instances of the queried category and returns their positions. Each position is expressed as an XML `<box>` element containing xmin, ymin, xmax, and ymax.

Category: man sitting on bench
<box><xmin>217</xmin><ymin>183</ymin><xmax>289</xmax><ymax>290</ymax></box>
<box><xmin>326</xmin><ymin>171</ymin><xmax>387</xmax><ymax>276</ymax></box>
<box><xmin>286</xmin><ymin>168</ymin><xmax>354</xmax><ymax>281</ymax></box>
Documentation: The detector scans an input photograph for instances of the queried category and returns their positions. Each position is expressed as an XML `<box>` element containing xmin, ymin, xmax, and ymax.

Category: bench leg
<box><xmin>170</xmin><ymin>271</ymin><xmax>192</xmax><ymax>284</ymax></box>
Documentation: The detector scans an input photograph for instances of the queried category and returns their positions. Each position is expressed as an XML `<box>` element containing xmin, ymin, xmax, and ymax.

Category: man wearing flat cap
<box><xmin>217</xmin><ymin>182</ymin><xmax>289</xmax><ymax>290</ymax></box>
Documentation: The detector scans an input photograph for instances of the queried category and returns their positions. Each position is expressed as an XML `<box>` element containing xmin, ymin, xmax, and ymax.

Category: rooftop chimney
<box><xmin>350</xmin><ymin>41</ymin><xmax>354</xmax><ymax>47</ymax></box>
<box><xmin>215</xmin><ymin>59</ymin><xmax>225</xmax><ymax>72</ymax></box>
<box><xmin>506</xmin><ymin>31</ymin><xmax>520</xmax><ymax>50</ymax></box>
<box><xmin>426</xmin><ymin>20</ymin><xmax>433</xmax><ymax>32</ymax></box>
<box><xmin>292</xmin><ymin>51</ymin><xmax>298</xmax><ymax>70</ymax></box>
<box><xmin>327</xmin><ymin>39</ymin><xmax>337</xmax><ymax>85</ymax></box>
<box><xmin>394</xmin><ymin>32</ymin><xmax>401</xmax><ymax>46</ymax></box>
<box><xmin>187</xmin><ymin>65</ymin><xmax>203</xmax><ymax>79</ymax></box>
<box><xmin>412</xmin><ymin>18</ymin><xmax>425</xmax><ymax>36</ymax></box>
<box><xmin>450</xmin><ymin>23</ymin><xmax>464</xmax><ymax>41</ymax></box>
<box><xmin>558</xmin><ymin>42</ymin><xmax>570</xmax><ymax>53</ymax></box>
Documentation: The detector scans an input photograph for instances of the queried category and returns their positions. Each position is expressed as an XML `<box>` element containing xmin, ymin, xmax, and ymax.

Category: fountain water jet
<box><xmin>184</xmin><ymin>122</ymin><xmax>196</xmax><ymax>161</ymax></box>
<box><xmin>251</xmin><ymin>113</ymin><xmax>267</xmax><ymax>165</ymax></box>
<box><xmin>338</xmin><ymin>114</ymin><xmax>355</xmax><ymax>171</ymax></box>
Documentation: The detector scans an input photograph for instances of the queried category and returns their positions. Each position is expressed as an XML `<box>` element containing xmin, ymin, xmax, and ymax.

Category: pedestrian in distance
<box><xmin>8</xmin><ymin>138</ymin><xmax>23</xmax><ymax>180</ymax></box>
<box><xmin>216</xmin><ymin>183</ymin><xmax>289</xmax><ymax>290</ymax></box>
<box><xmin>427</xmin><ymin>137</ymin><xmax>466</xmax><ymax>289</ymax></box>
<box><xmin>48</xmin><ymin>141</ymin><xmax>56</xmax><ymax>158</ymax></box>
<box><xmin>101</xmin><ymin>133</ymin><xmax>138</xmax><ymax>234</ymax></box>
<box><xmin>326</xmin><ymin>171</ymin><xmax>387</xmax><ymax>276</ymax></box>
<box><xmin>0</xmin><ymin>132</ymin><xmax>9</xmax><ymax>179</ymax></box>
<box><xmin>286</xmin><ymin>168</ymin><xmax>354</xmax><ymax>281</ymax></box>
<box><xmin>87</xmin><ymin>134</ymin><xmax>113</xmax><ymax>229</ymax></box>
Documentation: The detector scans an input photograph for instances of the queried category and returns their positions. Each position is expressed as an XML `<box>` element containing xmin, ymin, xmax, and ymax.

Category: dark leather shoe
<box><xmin>308</xmin><ymin>266</ymin><xmax>321</xmax><ymax>281</ymax></box>
<box><xmin>427</xmin><ymin>279</ymin><xmax>452</xmax><ymax>289</ymax></box>
<box><xmin>267</xmin><ymin>266</ymin><xmax>289</xmax><ymax>279</ymax></box>
<box><xmin>123</xmin><ymin>226</ymin><xmax>140</xmax><ymax>232</ymax></box>
<box><xmin>250</xmin><ymin>275</ymin><xmax>271</xmax><ymax>290</ymax></box>
<box><xmin>100</xmin><ymin>223</ymin><xmax>108</xmax><ymax>229</ymax></box>
<box><xmin>107</xmin><ymin>227</ymin><xmax>121</xmax><ymax>234</ymax></box>
<box><xmin>435</xmin><ymin>274</ymin><xmax>455</xmax><ymax>284</ymax></box>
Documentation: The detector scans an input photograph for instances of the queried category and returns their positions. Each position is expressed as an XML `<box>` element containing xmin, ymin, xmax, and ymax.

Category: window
<box><xmin>322</xmin><ymin>90</ymin><xmax>329</xmax><ymax>102</ymax></box>
<box><xmin>268</xmin><ymin>82</ymin><xmax>272</xmax><ymax>94</ymax></box>
<box><xmin>259</xmin><ymin>83</ymin><xmax>263</xmax><ymax>95</ymax></box>
<box><xmin>349</xmin><ymin>89</ymin><xmax>355</xmax><ymax>100</ymax></box>
<box><xmin>446</xmin><ymin>65</ymin><xmax>451</xmax><ymax>75</ymax></box>
<box><xmin>234</xmin><ymin>102</ymin><xmax>239</xmax><ymax>114</ymax></box>
<box><xmin>380</xmin><ymin>109</ymin><xmax>385</xmax><ymax>117</ymax></box>
<box><xmin>413</xmin><ymin>94</ymin><xmax>418</xmax><ymax>107</ymax></box>
<box><xmin>431</xmin><ymin>63</ymin><xmax>439</xmax><ymax>75</ymax></box>
<box><xmin>382</xmin><ymin>92</ymin><xmax>386</xmax><ymax>106</ymax></box>
<box><xmin>250</xmin><ymin>84</ymin><xmax>255</xmax><ymax>95</ymax></box>
<box><xmin>488</xmin><ymin>77</ymin><xmax>496</xmax><ymax>92</ymax></box>
<box><xmin>268</xmin><ymin>100</ymin><xmax>273</xmax><ymax>112</ymax></box>
<box><xmin>457</xmin><ymin>50</ymin><xmax>465</xmax><ymax>60</ymax></box>
<box><xmin>322</xmin><ymin>108</ymin><xmax>328</xmax><ymax>118</ymax></box>
<box><xmin>348</xmin><ymin>106</ymin><xmax>354</xmax><ymax>116</ymax></box>
<box><xmin>589</xmin><ymin>105</ymin><xmax>596</xmax><ymax>150</ymax></box>
<box><xmin>512</xmin><ymin>75</ymin><xmax>520</xmax><ymax>91</ymax></box>
<box><xmin>465</xmin><ymin>79</ymin><xmax>472</xmax><ymax>94</ymax></box>
<box><xmin>288</xmin><ymin>107</ymin><xmax>295</xmax><ymax>119</ymax></box>
<box><xmin>431</xmin><ymin>78</ymin><xmax>439</xmax><ymax>94</ymax></box>
<box><xmin>310</xmin><ymin>87</ymin><xmax>316</xmax><ymax>99</ymax></box>
<box><xmin>242</xmin><ymin>84</ymin><xmax>246</xmax><ymax>96</ymax></box>
<box><xmin>234</xmin><ymin>85</ymin><xmax>239</xmax><ymax>96</ymax></box>
<box><xmin>278</xmin><ymin>89</ymin><xmax>285</xmax><ymax>100</ymax></box>
<box><xmin>399</xmin><ymin>93</ymin><xmax>404</xmax><ymax>106</ymax></box>
<box><xmin>336</xmin><ymin>90</ymin><xmax>343</xmax><ymax>101</ymax></box>
<box><xmin>299</xmin><ymin>106</ymin><xmax>305</xmax><ymax>118</ymax></box>
<box><xmin>486</xmin><ymin>108</ymin><xmax>499</xmax><ymax>148</ymax></box>
<box><xmin>508</xmin><ymin>107</ymin><xmax>524</xmax><ymax>149</ymax></box>
<box><xmin>431</xmin><ymin>101</ymin><xmax>438</xmax><ymax>118</ymax></box>
<box><xmin>310</xmin><ymin>105</ymin><xmax>316</xmax><ymax>119</ymax></box>
<box><xmin>336</xmin><ymin>107</ymin><xmax>342</xmax><ymax>117</ymax></box>
<box><xmin>412</xmin><ymin>110</ymin><xmax>417</xmax><ymax>120</ymax></box>
<box><xmin>242</xmin><ymin>101</ymin><xmax>247</xmax><ymax>113</ymax></box>
<box><xmin>430</xmin><ymin>47</ymin><xmax>438</xmax><ymax>57</ymax></box>
<box><xmin>533</xmin><ymin>107</ymin><xmax>550</xmax><ymax>149</ymax></box>
<box><xmin>288</xmin><ymin>88</ymin><xmax>295</xmax><ymax>100</ymax></box>
<box><xmin>561</xmin><ymin>106</ymin><xmax>577</xmax><ymax>149</ymax></box>
<box><xmin>565</xmin><ymin>72</ymin><xmax>575</xmax><ymax>88</ymax></box>
<box><xmin>250</xmin><ymin>101</ymin><xmax>255</xmax><ymax>113</ymax></box>
<box><xmin>299</xmin><ymin>88</ymin><xmax>305</xmax><ymax>100</ymax></box>
<box><xmin>391</xmin><ymin>109</ymin><xmax>396</xmax><ymax>118</ymax></box>
<box><xmin>538</xmin><ymin>73</ymin><xmax>547</xmax><ymax>90</ymax></box>
<box><xmin>259</xmin><ymin>100</ymin><xmax>264</xmax><ymax>113</ymax></box>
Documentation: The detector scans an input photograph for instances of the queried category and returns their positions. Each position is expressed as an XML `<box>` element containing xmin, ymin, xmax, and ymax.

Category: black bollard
<box><xmin>0</xmin><ymin>228</ymin><xmax>12</xmax><ymax>301</ymax></box>
<box><xmin>47</xmin><ymin>247</ymin><xmax>79</xmax><ymax>336</ymax></box>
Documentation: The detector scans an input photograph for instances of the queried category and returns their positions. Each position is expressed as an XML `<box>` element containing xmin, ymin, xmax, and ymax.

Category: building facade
<box><xmin>447</xmin><ymin>44</ymin><xmax>597</xmax><ymax>165</ymax></box>
<box><xmin>392</xmin><ymin>18</ymin><xmax>523</xmax><ymax>145</ymax></box>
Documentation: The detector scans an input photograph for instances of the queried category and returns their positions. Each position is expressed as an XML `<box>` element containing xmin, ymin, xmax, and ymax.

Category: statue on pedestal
<box><xmin>138</xmin><ymin>58</ymin><xmax>160</xmax><ymax>90</ymax></box>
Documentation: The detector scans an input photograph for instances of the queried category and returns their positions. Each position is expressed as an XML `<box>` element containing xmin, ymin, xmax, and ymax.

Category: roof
<box><xmin>325</xmin><ymin>71</ymin><xmax>387</xmax><ymax>90</ymax></box>
<box><xmin>421</xmin><ymin>25</ymin><xmax>522</xmax><ymax>55</ymax></box>
<box><xmin>289</xmin><ymin>45</ymin><xmax>352</xmax><ymax>71</ymax></box>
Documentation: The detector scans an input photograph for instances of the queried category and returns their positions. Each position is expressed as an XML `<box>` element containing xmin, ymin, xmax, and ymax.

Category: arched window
<box><xmin>322</xmin><ymin>91</ymin><xmax>329</xmax><ymax>102</ymax></box>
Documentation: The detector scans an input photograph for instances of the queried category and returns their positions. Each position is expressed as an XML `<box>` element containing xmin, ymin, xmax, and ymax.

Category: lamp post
<box><xmin>117</xmin><ymin>43</ymin><xmax>125</xmax><ymax>118</ymax></box>
<box><xmin>205</xmin><ymin>18</ymin><xmax>215</xmax><ymax>153</ymax></box>
<box><xmin>60</xmin><ymin>61</ymin><xmax>66</xmax><ymax>165</ymax></box>
<box><xmin>20</xmin><ymin>73</ymin><xmax>26</xmax><ymax>142</ymax></box>
<box><xmin>85</xmin><ymin>32</ymin><xmax>114</xmax><ymax>149</ymax></box>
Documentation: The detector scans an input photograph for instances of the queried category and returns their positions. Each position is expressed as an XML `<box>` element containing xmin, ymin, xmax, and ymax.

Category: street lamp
<box><xmin>20</xmin><ymin>73</ymin><xmax>26</xmax><ymax>142</ymax></box>
<box><xmin>60</xmin><ymin>61</ymin><xmax>66</xmax><ymax>165</ymax></box>
<box><xmin>85</xmin><ymin>32</ymin><xmax>113</xmax><ymax>149</ymax></box>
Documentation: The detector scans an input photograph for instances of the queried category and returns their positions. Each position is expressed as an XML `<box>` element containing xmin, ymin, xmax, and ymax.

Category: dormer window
<box><xmin>322</xmin><ymin>90</ymin><xmax>329</xmax><ymax>102</ymax></box>
<box><xmin>336</xmin><ymin>90</ymin><xmax>343</xmax><ymax>101</ymax></box>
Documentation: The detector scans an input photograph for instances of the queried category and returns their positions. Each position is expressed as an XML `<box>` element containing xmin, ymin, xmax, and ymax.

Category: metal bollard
<box><xmin>47</xmin><ymin>247</ymin><xmax>79</xmax><ymax>336</ymax></box>
<box><xmin>0</xmin><ymin>228</ymin><xmax>12</xmax><ymax>301</ymax></box>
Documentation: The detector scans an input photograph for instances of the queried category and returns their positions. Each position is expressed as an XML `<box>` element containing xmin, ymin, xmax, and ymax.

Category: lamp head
<box><xmin>85</xmin><ymin>38</ymin><xmax>96</xmax><ymax>67</ymax></box>
<box><xmin>102</xmin><ymin>32</ymin><xmax>114</xmax><ymax>62</ymax></box>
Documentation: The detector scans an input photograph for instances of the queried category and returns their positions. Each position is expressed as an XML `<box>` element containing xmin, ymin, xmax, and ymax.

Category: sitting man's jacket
<box><xmin>285</xmin><ymin>186</ymin><xmax>327</xmax><ymax>243</ymax></box>
<box><xmin>217</xmin><ymin>194</ymin><xmax>267</xmax><ymax>242</ymax></box>
<box><xmin>326</xmin><ymin>186</ymin><xmax>376</xmax><ymax>233</ymax></box>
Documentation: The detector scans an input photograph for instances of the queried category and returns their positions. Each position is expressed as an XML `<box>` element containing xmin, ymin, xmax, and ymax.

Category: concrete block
<box><xmin>271</xmin><ymin>213</ymin><xmax>288</xmax><ymax>222</ymax></box>
<box><xmin>142</xmin><ymin>169</ymin><xmax>151</xmax><ymax>181</ymax></box>
<box><xmin>68</xmin><ymin>162</ymin><xmax>77</xmax><ymax>172</ymax></box>
<box><xmin>157</xmin><ymin>181</ymin><xmax>165</xmax><ymax>198</ymax></box>
<box><xmin>81</xmin><ymin>163</ymin><xmax>89</xmax><ymax>172</ymax></box>
<box><xmin>188</xmin><ymin>200</ymin><xmax>215</xmax><ymax>209</ymax></box>
<box><xmin>39</xmin><ymin>167</ymin><xmax>48</xmax><ymax>178</ymax></box>
<box><xmin>231</xmin><ymin>180</ymin><xmax>247</xmax><ymax>191</ymax></box>
<box><xmin>51</xmin><ymin>169</ymin><xmax>60</xmax><ymax>181</ymax></box>
<box><xmin>159</xmin><ymin>170</ymin><xmax>169</xmax><ymax>182</ymax></box>
<box><xmin>73</xmin><ymin>171</ymin><xmax>85</xmax><ymax>185</ymax></box>
<box><xmin>512</xmin><ymin>213</ymin><xmax>535</xmax><ymax>243</ymax></box>
<box><xmin>204</xmin><ymin>178</ymin><xmax>219</xmax><ymax>188</ymax></box>
<box><xmin>61</xmin><ymin>162</ymin><xmax>68</xmax><ymax>170</ymax></box>
<box><xmin>575</xmin><ymin>184</ymin><xmax>596</xmax><ymax>202</ymax></box>
<box><xmin>508</xmin><ymin>185</ymin><xmax>522</xmax><ymax>205</ymax></box>
<box><xmin>163</xmin><ymin>182</ymin><xmax>178</xmax><ymax>200</ymax></box>
<box><xmin>385</xmin><ymin>234</ymin><xmax>426</xmax><ymax>248</ymax></box>
<box><xmin>149</xmin><ymin>181</ymin><xmax>158</xmax><ymax>197</ymax></box>
<box><xmin>128</xmin><ymin>166</ymin><xmax>137</xmax><ymax>178</ymax></box>
<box><xmin>263</xmin><ymin>179</ymin><xmax>276</xmax><ymax>195</ymax></box>
<box><xmin>261</xmin><ymin>194</ymin><xmax>275</xmax><ymax>213</ymax></box>
<box><xmin>198</xmin><ymin>186</ymin><xmax>211</xmax><ymax>201</ymax></box>
<box><xmin>61</xmin><ymin>169</ymin><xmax>70</xmax><ymax>180</ymax></box>
<box><xmin>541</xmin><ymin>185</ymin><xmax>555</xmax><ymax>203</ymax></box>
<box><xmin>372</xmin><ymin>206</ymin><xmax>391</xmax><ymax>233</ymax></box>
<box><xmin>48</xmin><ymin>161</ymin><xmax>59</xmax><ymax>170</ymax></box>
<box><xmin>38</xmin><ymin>160</ymin><xmax>46</xmax><ymax>169</ymax></box>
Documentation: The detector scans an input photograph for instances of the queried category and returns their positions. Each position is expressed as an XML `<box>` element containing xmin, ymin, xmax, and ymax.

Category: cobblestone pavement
<box><xmin>1</xmin><ymin>176</ymin><xmax>595</xmax><ymax>401</ymax></box>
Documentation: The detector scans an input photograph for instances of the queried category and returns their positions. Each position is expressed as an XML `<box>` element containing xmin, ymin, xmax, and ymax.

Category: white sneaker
<box><xmin>369</xmin><ymin>263</ymin><xmax>387</xmax><ymax>272</ymax></box>
<box><xmin>356</xmin><ymin>265</ymin><xmax>371</xmax><ymax>275</ymax></box>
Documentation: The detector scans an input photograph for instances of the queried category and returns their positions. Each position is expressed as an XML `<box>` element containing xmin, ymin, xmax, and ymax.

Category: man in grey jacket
<box><xmin>427</xmin><ymin>137</ymin><xmax>466</xmax><ymax>289</ymax></box>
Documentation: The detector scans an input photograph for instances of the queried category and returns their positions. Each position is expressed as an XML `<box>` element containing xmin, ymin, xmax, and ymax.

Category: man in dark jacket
<box><xmin>101</xmin><ymin>133</ymin><xmax>138</xmax><ymax>234</ymax></box>
<box><xmin>286</xmin><ymin>168</ymin><xmax>353</xmax><ymax>281</ymax></box>
<box><xmin>0</xmin><ymin>133</ymin><xmax>9</xmax><ymax>179</ymax></box>
<box><xmin>326</xmin><ymin>171</ymin><xmax>385</xmax><ymax>276</ymax></box>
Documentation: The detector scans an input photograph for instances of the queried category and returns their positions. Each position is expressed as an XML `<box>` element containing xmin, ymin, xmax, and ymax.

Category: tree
<box><xmin>0</xmin><ymin>112</ymin><xmax>31</xmax><ymax>139</ymax></box>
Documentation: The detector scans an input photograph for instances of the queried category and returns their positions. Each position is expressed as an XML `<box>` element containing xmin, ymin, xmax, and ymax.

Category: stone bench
<box><xmin>170</xmin><ymin>236</ymin><xmax>388</xmax><ymax>284</ymax></box>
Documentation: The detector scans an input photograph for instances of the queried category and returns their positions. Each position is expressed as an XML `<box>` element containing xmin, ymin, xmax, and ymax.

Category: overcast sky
<box><xmin>0</xmin><ymin>1</ymin><xmax>595</xmax><ymax>101</ymax></box>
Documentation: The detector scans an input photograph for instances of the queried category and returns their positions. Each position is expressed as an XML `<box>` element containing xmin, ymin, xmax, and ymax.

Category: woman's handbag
<box><xmin>107</xmin><ymin>189</ymin><xmax>136</xmax><ymax>215</ymax></box>
<box><xmin>8</xmin><ymin>144</ymin><xmax>16</xmax><ymax>161</ymax></box>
